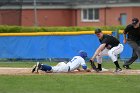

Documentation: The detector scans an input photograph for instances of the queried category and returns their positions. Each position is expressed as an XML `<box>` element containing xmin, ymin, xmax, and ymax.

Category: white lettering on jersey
<box><xmin>67</xmin><ymin>56</ymin><xmax>86</xmax><ymax>71</ymax></box>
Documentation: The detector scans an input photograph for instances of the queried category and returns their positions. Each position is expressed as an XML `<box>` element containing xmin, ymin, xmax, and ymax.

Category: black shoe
<box><xmin>36</xmin><ymin>62</ymin><xmax>42</xmax><ymax>73</ymax></box>
<box><xmin>114</xmin><ymin>67</ymin><xmax>122</xmax><ymax>72</ymax></box>
<box><xmin>97</xmin><ymin>68</ymin><xmax>102</xmax><ymax>72</ymax></box>
<box><xmin>32</xmin><ymin>65</ymin><xmax>37</xmax><ymax>73</ymax></box>
<box><xmin>123</xmin><ymin>65</ymin><xmax>131</xmax><ymax>69</ymax></box>
<box><xmin>93</xmin><ymin>67</ymin><xmax>100</xmax><ymax>72</ymax></box>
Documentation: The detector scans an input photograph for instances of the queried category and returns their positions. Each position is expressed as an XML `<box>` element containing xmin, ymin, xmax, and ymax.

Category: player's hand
<box><xmin>86</xmin><ymin>69</ymin><xmax>91</xmax><ymax>72</ymax></box>
<box><xmin>90</xmin><ymin>58</ymin><xmax>94</xmax><ymax>63</ymax></box>
<box><xmin>89</xmin><ymin>59</ymin><xmax>99</xmax><ymax>72</ymax></box>
<box><xmin>123</xmin><ymin>39</ymin><xmax>127</xmax><ymax>44</ymax></box>
<box><xmin>77</xmin><ymin>68</ymin><xmax>81</xmax><ymax>72</ymax></box>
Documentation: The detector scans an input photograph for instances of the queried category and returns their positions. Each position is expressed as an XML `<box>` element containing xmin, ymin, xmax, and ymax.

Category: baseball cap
<box><xmin>132</xmin><ymin>18</ymin><xmax>139</xmax><ymax>25</ymax></box>
<box><xmin>95</xmin><ymin>28</ymin><xmax>102</xmax><ymax>34</ymax></box>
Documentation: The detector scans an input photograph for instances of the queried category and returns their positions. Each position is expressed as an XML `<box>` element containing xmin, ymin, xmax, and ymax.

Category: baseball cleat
<box><xmin>123</xmin><ymin>65</ymin><xmax>131</xmax><ymax>69</ymax></box>
<box><xmin>94</xmin><ymin>68</ymin><xmax>100</xmax><ymax>72</ymax></box>
<box><xmin>91</xmin><ymin>68</ymin><xmax>100</xmax><ymax>72</ymax></box>
<box><xmin>96</xmin><ymin>68</ymin><xmax>109</xmax><ymax>72</ymax></box>
<box><xmin>36</xmin><ymin>62</ymin><xmax>42</xmax><ymax>73</ymax></box>
<box><xmin>32</xmin><ymin>65</ymin><xmax>37</xmax><ymax>73</ymax></box>
<box><xmin>114</xmin><ymin>67</ymin><xmax>122</xmax><ymax>72</ymax></box>
<box><xmin>97</xmin><ymin>68</ymin><xmax>102</xmax><ymax>71</ymax></box>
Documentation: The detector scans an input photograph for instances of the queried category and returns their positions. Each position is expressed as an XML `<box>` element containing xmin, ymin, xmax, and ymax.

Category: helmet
<box><xmin>79</xmin><ymin>50</ymin><xmax>87</xmax><ymax>59</ymax></box>
<box><xmin>132</xmin><ymin>18</ymin><xmax>139</xmax><ymax>25</ymax></box>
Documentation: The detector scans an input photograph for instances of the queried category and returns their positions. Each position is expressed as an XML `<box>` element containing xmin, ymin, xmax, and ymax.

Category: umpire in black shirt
<box><xmin>90</xmin><ymin>28</ymin><xmax>124</xmax><ymax>72</ymax></box>
<box><xmin>123</xmin><ymin>18</ymin><xmax>140</xmax><ymax>69</ymax></box>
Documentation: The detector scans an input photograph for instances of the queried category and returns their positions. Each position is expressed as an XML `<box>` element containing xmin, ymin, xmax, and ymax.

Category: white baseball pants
<box><xmin>96</xmin><ymin>44</ymin><xmax>124</xmax><ymax>64</ymax></box>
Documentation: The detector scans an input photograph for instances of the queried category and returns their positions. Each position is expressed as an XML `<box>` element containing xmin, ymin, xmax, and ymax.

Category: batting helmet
<box><xmin>79</xmin><ymin>50</ymin><xmax>87</xmax><ymax>59</ymax></box>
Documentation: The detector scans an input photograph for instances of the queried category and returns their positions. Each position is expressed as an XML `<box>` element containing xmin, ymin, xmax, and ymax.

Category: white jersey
<box><xmin>67</xmin><ymin>56</ymin><xmax>86</xmax><ymax>71</ymax></box>
<box><xmin>52</xmin><ymin>56</ymin><xmax>86</xmax><ymax>72</ymax></box>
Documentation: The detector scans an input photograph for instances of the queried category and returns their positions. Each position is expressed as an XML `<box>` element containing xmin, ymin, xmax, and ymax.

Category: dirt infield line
<box><xmin>0</xmin><ymin>67</ymin><xmax>140</xmax><ymax>75</ymax></box>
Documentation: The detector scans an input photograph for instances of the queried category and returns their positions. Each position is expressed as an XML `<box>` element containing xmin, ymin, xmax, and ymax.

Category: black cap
<box><xmin>95</xmin><ymin>28</ymin><xmax>102</xmax><ymax>34</ymax></box>
<box><xmin>132</xmin><ymin>18</ymin><xmax>139</xmax><ymax>25</ymax></box>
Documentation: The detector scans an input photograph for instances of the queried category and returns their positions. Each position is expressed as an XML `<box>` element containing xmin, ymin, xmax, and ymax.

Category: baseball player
<box><xmin>90</xmin><ymin>28</ymin><xmax>124</xmax><ymax>72</ymax></box>
<box><xmin>32</xmin><ymin>50</ymin><xmax>90</xmax><ymax>73</ymax></box>
<box><xmin>123</xmin><ymin>18</ymin><xmax>140</xmax><ymax>69</ymax></box>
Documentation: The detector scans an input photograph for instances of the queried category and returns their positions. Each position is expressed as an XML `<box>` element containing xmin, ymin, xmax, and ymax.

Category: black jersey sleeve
<box><xmin>124</xmin><ymin>24</ymin><xmax>132</xmax><ymax>34</ymax></box>
<box><xmin>101</xmin><ymin>38</ymin><xmax>109</xmax><ymax>45</ymax></box>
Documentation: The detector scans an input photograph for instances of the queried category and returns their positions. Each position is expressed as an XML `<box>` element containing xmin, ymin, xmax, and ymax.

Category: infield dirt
<box><xmin>0</xmin><ymin>67</ymin><xmax>140</xmax><ymax>75</ymax></box>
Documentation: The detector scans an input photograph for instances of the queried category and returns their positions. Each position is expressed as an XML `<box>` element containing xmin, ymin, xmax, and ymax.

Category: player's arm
<box><xmin>81</xmin><ymin>60</ymin><xmax>91</xmax><ymax>72</ymax></box>
<box><xmin>123</xmin><ymin>34</ymin><xmax>127</xmax><ymax>44</ymax></box>
<box><xmin>123</xmin><ymin>29</ymin><xmax>128</xmax><ymax>44</ymax></box>
<box><xmin>123</xmin><ymin>26</ymin><xmax>129</xmax><ymax>44</ymax></box>
<box><xmin>82</xmin><ymin>64</ymin><xmax>91</xmax><ymax>72</ymax></box>
<box><xmin>90</xmin><ymin>43</ymin><xmax>106</xmax><ymax>61</ymax></box>
<box><xmin>77</xmin><ymin>68</ymin><xmax>81</xmax><ymax>71</ymax></box>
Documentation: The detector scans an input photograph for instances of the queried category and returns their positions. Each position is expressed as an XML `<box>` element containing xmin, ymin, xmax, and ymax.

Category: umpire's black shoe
<box><xmin>114</xmin><ymin>67</ymin><xmax>122</xmax><ymax>72</ymax></box>
<box><xmin>123</xmin><ymin>65</ymin><xmax>131</xmax><ymax>69</ymax></box>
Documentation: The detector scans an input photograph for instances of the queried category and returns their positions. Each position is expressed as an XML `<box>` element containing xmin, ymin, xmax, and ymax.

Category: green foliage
<box><xmin>0</xmin><ymin>25</ymin><xmax>126</xmax><ymax>33</ymax></box>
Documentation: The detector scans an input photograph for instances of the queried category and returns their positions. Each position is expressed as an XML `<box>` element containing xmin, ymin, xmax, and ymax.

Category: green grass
<box><xmin>0</xmin><ymin>75</ymin><xmax>140</xmax><ymax>93</ymax></box>
<box><xmin>0</xmin><ymin>62</ymin><xmax>140</xmax><ymax>93</ymax></box>
<box><xmin>0</xmin><ymin>61</ymin><xmax>57</xmax><ymax>68</ymax></box>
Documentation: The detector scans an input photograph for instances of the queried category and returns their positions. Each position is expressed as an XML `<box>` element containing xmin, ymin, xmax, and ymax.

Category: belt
<box><xmin>107</xmin><ymin>43</ymin><xmax>120</xmax><ymax>50</ymax></box>
<box><xmin>113</xmin><ymin>43</ymin><xmax>121</xmax><ymax>48</ymax></box>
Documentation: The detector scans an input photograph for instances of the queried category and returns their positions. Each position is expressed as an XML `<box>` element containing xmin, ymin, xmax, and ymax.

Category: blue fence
<box><xmin>0</xmin><ymin>34</ymin><xmax>132</xmax><ymax>59</ymax></box>
<box><xmin>119</xmin><ymin>34</ymin><xmax>132</xmax><ymax>59</ymax></box>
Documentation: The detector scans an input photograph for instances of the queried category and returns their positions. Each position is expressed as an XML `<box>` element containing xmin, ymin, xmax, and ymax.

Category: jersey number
<box><xmin>70</xmin><ymin>58</ymin><xmax>77</xmax><ymax>63</ymax></box>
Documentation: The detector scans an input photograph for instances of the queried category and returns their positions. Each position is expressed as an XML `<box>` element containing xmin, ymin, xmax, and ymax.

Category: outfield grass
<box><xmin>0</xmin><ymin>75</ymin><xmax>140</xmax><ymax>93</ymax></box>
<box><xmin>0</xmin><ymin>62</ymin><xmax>140</xmax><ymax>93</ymax></box>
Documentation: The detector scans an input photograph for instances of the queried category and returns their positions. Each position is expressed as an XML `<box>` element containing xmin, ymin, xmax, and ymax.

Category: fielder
<box><xmin>90</xmin><ymin>28</ymin><xmax>124</xmax><ymax>72</ymax></box>
<box><xmin>32</xmin><ymin>50</ymin><xmax>90</xmax><ymax>73</ymax></box>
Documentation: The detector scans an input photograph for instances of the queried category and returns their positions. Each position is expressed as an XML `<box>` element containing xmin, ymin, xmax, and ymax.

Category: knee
<box><xmin>96</xmin><ymin>54</ymin><xmax>102</xmax><ymax>59</ymax></box>
<box><xmin>108</xmin><ymin>51</ymin><xmax>113</xmax><ymax>57</ymax></box>
<box><xmin>132</xmin><ymin>56</ymin><xmax>138</xmax><ymax>59</ymax></box>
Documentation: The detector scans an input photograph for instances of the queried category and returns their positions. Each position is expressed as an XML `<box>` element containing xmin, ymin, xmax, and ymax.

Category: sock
<box><xmin>98</xmin><ymin>64</ymin><xmax>102</xmax><ymax>70</ymax></box>
<box><xmin>114</xmin><ymin>61</ymin><xmax>120</xmax><ymax>68</ymax></box>
<box><xmin>41</xmin><ymin>64</ymin><xmax>52</xmax><ymax>71</ymax></box>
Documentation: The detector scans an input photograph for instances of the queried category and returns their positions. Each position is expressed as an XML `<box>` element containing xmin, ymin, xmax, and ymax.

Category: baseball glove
<box><xmin>89</xmin><ymin>59</ymin><xmax>99</xmax><ymax>72</ymax></box>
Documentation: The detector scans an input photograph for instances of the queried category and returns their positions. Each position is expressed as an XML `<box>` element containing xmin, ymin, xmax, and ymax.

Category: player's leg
<box><xmin>96</xmin><ymin>48</ymin><xmax>109</xmax><ymax>71</ymax></box>
<box><xmin>56</xmin><ymin>62</ymin><xmax>66</xmax><ymax>66</ymax></box>
<box><xmin>123</xmin><ymin>49</ymin><xmax>138</xmax><ymax>69</ymax></box>
<box><xmin>32</xmin><ymin>62</ymin><xmax>52</xmax><ymax>73</ymax></box>
<box><xmin>108</xmin><ymin>44</ymin><xmax>124</xmax><ymax>72</ymax></box>
<box><xmin>123</xmin><ymin>40</ymin><xmax>140</xmax><ymax>69</ymax></box>
<box><xmin>52</xmin><ymin>65</ymin><xmax>69</xmax><ymax>73</ymax></box>
<box><xmin>32</xmin><ymin>65</ymin><xmax>37</xmax><ymax>73</ymax></box>
<box><xmin>127</xmin><ymin>40</ymin><xmax>140</xmax><ymax>58</ymax></box>
<box><xmin>39</xmin><ymin>64</ymin><xmax>52</xmax><ymax>72</ymax></box>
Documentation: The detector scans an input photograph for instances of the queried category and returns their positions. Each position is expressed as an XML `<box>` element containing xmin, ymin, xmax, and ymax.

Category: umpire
<box><xmin>123</xmin><ymin>18</ymin><xmax>140</xmax><ymax>69</ymax></box>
